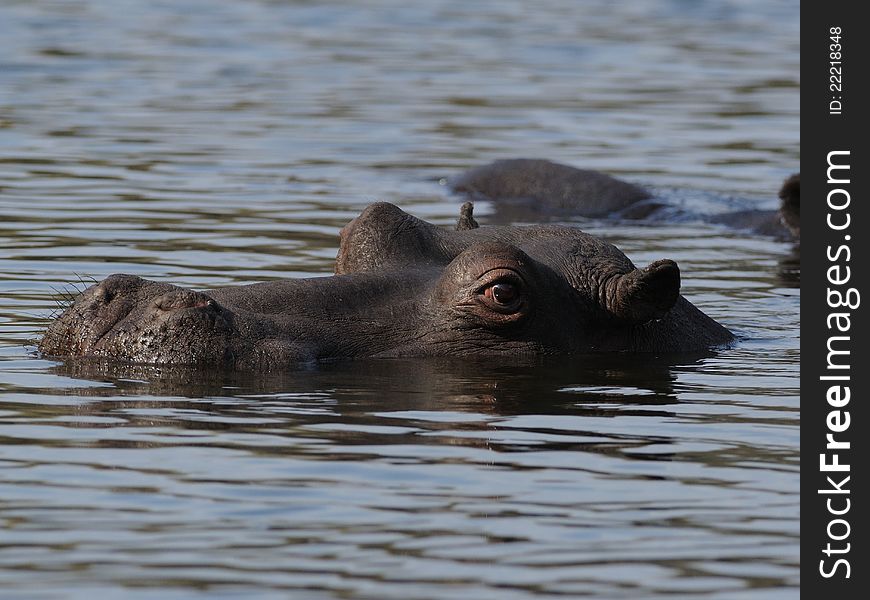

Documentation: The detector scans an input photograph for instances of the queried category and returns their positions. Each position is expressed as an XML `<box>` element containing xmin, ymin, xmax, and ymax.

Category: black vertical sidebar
<box><xmin>803</xmin><ymin>1</ymin><xmax>868</xmax><ymax>596</ymax></box>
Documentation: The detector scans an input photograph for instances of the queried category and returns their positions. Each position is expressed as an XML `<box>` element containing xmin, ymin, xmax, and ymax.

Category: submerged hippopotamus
<box><xmin>39</xmin><ymin>203</ymin><xmax>732</xmax><ymax>370</ymax></box>
<box><xmin>451</xmin><ymin>158</ymin><xmax>800</xmax><ymax>240</ymax></box>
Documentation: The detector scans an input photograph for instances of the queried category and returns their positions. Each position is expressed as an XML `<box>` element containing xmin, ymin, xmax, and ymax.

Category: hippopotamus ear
<box><xmin>607</xmin><ymin>259</ymin><xmax>680</xmax><ymax>324</ymax></box>
<box><xmin>455</xmin><ymin>202</ymin><xmax>479</xmax><ymax>231</ymax></box>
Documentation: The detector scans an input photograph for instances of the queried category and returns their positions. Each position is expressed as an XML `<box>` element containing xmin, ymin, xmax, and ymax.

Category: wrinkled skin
<box><xmin>451</xmin><ymin>158</ymin><xmax>800</xmax><ymax>240</ymax></box>
<box><xmin>40</xmin><ymin>203</ymin><xmax>732</xmax><ymax>370</ymax></box>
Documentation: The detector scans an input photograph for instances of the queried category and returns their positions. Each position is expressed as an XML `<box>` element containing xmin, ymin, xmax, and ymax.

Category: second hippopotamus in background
<box><xmin>450</xmin><ymin>158</ymin><xmax>799</xmax><ymax>240</ymax></box>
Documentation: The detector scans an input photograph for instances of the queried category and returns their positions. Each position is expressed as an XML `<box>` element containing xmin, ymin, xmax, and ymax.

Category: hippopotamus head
<box><xmin>778</xmin><ymin>173</ymin><xmax>800</xmax><ymax>238</ymax></box>
<box><xmin>39</xmin><ymin>202</ymin><xmax>732</xmax><ymax>370</ymax></box>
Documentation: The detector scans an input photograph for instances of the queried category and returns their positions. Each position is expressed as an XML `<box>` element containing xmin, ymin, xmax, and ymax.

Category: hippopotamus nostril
<box><xmin>93</xmin><ymin>287</ymin><xmax>114</xmax><ymax>304</ymax></box>
<box><xmin>154</xmin><ymin>290</ymin><xmax>220</xmax><ymax>312</ymax></box>
<box><xmin>90</xmin><ymin>273</ymin><xmax>151</xmax><ymax>306</ymax></box>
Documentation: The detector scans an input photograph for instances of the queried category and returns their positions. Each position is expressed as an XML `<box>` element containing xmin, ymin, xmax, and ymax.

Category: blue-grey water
<box><xmin>1</xmin><ymin>1</ymin><xmax>799</xmax><ymax>598</ymax></box>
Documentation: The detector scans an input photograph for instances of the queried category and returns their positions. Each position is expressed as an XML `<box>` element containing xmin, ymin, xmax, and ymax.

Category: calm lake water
<box><xmin>1</xmin><ymin>1</ymin><xmax>799</xmax><ymax>598</ymax></box>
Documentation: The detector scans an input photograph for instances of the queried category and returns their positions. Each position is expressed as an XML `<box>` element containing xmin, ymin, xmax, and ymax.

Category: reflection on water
<box><xmin>42</xmin><ymin>353</ymin><xmax>685</xmax><ymax>401</ymax></box>
<box><xmin>1</xmin><ymin>0</ymin><xmax>798</xmax><ymax>598</ymax></box>
<box><xmin>1</xmin><ymin>352</ymin><xmax>798</xmax><ymax>597</ymax></box>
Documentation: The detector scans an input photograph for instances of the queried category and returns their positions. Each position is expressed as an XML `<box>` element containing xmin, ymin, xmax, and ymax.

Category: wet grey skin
<box><xmin>40</xmin><ymin>202</ymin><xmax>733</xmax><ymax>370</ymax></box>
<box><xmin>451</xmin><ymin>158</ymin><xmax>800</xmax><ymax>240</ymax></box>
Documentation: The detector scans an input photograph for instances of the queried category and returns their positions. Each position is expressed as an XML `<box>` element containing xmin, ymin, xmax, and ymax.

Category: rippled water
<box><xmin>1</xmin><ymin>1</ymin><xmax>799</xmax><ymax>598</ymax></box>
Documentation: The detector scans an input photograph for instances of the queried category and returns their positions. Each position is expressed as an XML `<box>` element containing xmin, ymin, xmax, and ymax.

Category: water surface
<box><xmin>1</xmin><ymin>1</ymin><xmax>799</xmax><ymax>598</ymax></box>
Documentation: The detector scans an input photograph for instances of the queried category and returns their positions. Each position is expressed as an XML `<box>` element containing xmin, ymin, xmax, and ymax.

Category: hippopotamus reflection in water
<box><xmin>451</xmin><ymin>159</ymin><xmax>800</xmax><ymax>240</ymax></box>
<box><xmin>40</xmin><ymin>202</ymin><xmax>732</xmax><ymax>370</ymax></box>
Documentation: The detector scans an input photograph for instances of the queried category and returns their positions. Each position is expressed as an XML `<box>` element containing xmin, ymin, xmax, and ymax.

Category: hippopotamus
<box><xmin>450</xmin><ymin>158</ymin><xmax>652</xmax><ymax>217</ymax></box>
<box><xmin>39</xmin><ymin>202</ymin><xmax>732</xmax><ymax>370</ymax></box>
<box><xmin>451</xmin><ymin>159</ymin><xmax>800</xmax><ymax>240</ymax></box>
<box><xmin>777</xmin><ymin>173</ymin><xmax>800</xmax><ymax>238</ymax></box>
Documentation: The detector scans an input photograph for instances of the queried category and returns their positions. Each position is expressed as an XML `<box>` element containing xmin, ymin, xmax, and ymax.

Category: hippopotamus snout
<box><xmin>40</xmin><ymin>274</ymin><xmax>237</xmax><ymax>366</ymax></box>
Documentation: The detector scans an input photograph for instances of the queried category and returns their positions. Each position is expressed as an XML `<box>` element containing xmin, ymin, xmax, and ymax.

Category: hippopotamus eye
<box><xmin>486</xmin><ymin>282</ymin><xmax>518</xmax><ymax>306</ymax></box>
<box><xmin>476</xmin><ymin>271</ymin><xmax>527</xmax><ymax>316</ymax></box>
